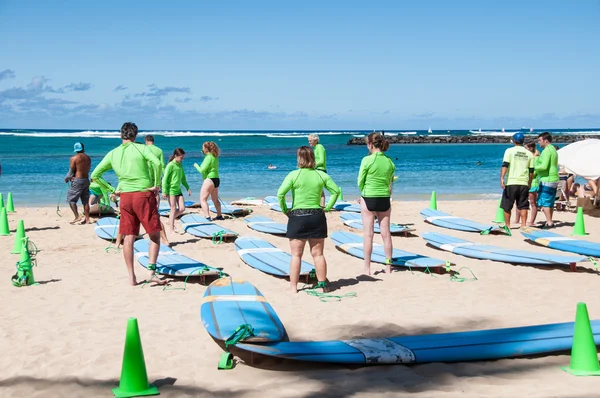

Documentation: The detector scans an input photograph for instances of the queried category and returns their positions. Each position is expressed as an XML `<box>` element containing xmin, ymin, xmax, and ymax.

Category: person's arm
<box><xmin>161</xmin><ymin>162</ymin><xmax>172</xmax><ymax>194</ymax></box>
<box><xmin>181</xmin><ymin>168</ymin><xmax>190</xmax><ymax>192</ymax></box>
<box><xmin>65</xmin><ymin>156</ymin><xmax>76</xmax><ymax>182</ymax></box>
<box><xmin>142</xmin><ymin>147</ymin><xmax>162</xmax><ymax>188</ymax></box>
<box><xmin>389</xmin><ymin>162</ymin><xmax>396</xmax><ymax>195</ymax></box>
<box><xmin>315</xmin><ymin>145</ymin><xmax>325</xmax><ymax>170</ymax></box>
<box><xmin>500</xmin><ymin>150</ymin><xmax>509</xmax><ymax>189</ymax></box>
<box><xmin>277</xmin><ymin>172</ymin><xmax>294</xmax><ymax>214</ymax></box>
<box><xmin>534</xmin><ymin>149</ymin><xmax>550</xmax><ymax>173</ymax></box>
<box><xmin>357</xmin><ymin>157</ymin><xmax>368</xmax><ymax>192</ymax></box>
<box><xmin>90</xmin><ymin>153</ymin><xmax>113</xmax><ymax>192</ymax></box>
<box><xmin>323</xmin><ymin>175</ymin><xmax>340</xmax><ymax>211</ymax></box>
<box><xmin>194</xmin><ymin>155</ymin><xmax>211</xmax><ymax>179</ymax></box>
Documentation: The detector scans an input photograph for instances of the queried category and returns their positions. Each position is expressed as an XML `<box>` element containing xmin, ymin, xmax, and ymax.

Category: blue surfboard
<box><xmin>244</xmin><ymin>216</ymin><xmax>287</xmax><ymax>235</ymax></box>
<box><xmin>94</xmin><ymin>217</ymin><xmax>120</xmax><ymax>240</ymax></box>
<box><xmin>208</xmin><ymin>200</ymin><xmax>246</xmax><ymax>216</ymax></box>
<box><xmin>158</xmin><ymin>200</ymin><xmax>196</xmax><ymax>216</ymax></box>
<box><xmin>201</xmin><ymin>277</ymin><xmax>286</xmax><ymax>342</ymax></box>
<box><xmin>235</xmin><ymin>236</ymin><xmax>314</xmax><ymax>277</ymax></box>
<box><xmin>421</xmin><ymin>208</ymin><xmax>502</xmax><ymax>234</ymax></box>
<box><xmin>180</xmin><ymin>214</ymin><xmax>238</xmax><ymax>239</ymax></box>
<box><xmin>237</xmin><ymin>319</ymin><xmax>600</xmax><ymax>364</ymax></box>
<box><xmin>423</xmin><ymin>232</ymin><xmax>588</xmax><ymax>266</ymax></box>
<box><xmin>340</xmin><ymin>212</ymin><xmax>415</xmax><ymax>235</ymax></box>
<box><xmin>521</xmin><ymin>227</ymin><xmax>600</xmax><ymax>257</ymax></box>
<box><xmin>331</xmin><ymin>231</ymin><xmax>446</xmax><ymax>269</ymax></box>
<box><xmin>262</xmin><ymin>196</ymin><xmax>279</xmax><ymax>205</ymax></box>
<box><xmin>134</xmin><ymin>239</ymin><xmax>222</xmax><ymax>277</ymax></box>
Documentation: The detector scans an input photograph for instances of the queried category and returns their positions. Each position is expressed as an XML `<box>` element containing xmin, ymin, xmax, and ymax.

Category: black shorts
<box><xmin>362</xmin><ymin>197</ymin><xmax>391</xmax><ymax>212</ymax></box>
<box><xmin>286</xmin><ymin>209</ymin><xmax>327</xmax><ymax>239</ymax></box>
<box><xmin>210</xmin><ymin>178</ymin><xmax>220</xmax><ymax>188</ymax></box>
<box><xmin>501</xmin><ymin>185</ymin><xmax>530</xmax><ymax>212</ymax></box>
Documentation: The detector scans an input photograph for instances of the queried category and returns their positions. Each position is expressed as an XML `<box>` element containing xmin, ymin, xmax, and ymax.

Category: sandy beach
<box><xmin>1</xmin><ymin>199</ymin><xmax>600</xmax><ymax>398</ymax></box>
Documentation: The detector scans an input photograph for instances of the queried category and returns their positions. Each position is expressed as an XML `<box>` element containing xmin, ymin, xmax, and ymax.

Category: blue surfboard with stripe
<box><xmin>340</xmin><ymin>212</ymin><xmax>415</xmax><ymax>235</ymax></box>
<box><xmin>235</xmin><ymin>236</ymin><xmax>314</xmax><ymax>277</ymax></box>
<box><xmin>180</xmin><ymin>214</ymin><xmax>238</xmax><ymax>239</ymax></box>
<box><xmin>521</xmin><ymin>227</ymin><xmax>600</xmax><ymax>257</ymax></box>
<box><xmin>421</xmin><ymin>208</ymin><xmax>502</xmax><ymax>234</ymax></box>
<box><xmin>201</xmin><ymin>277</ymin><xmax>286</xmax><ymax>342</ymax></box>
<box><xmin>244</xmin><ymin>216</ymin><xmax>287</xmax><ymax>235</ymax></box>
<box><xmin>94</xmin><ymin>217</ymin><xmax>119</xmax><ymax>240</ymax></box>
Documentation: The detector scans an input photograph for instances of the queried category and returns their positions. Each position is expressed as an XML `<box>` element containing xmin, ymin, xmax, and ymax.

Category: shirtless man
<box><xmin>65</xmin><ymin>142</ymin><xmax>91</xmax><ymax>224</ymax></box>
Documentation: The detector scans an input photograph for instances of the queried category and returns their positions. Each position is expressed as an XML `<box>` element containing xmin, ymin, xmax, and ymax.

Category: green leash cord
<box><xmin>212</xmin><ymin>230</ymin><xmax>225</xmax><ymax>244</ymax></box>
<box><xmin>304</xmin><ymin>281</ymin><xmax>357</xmax><ymax>302</ymax></box>
<box><xmin>445</xmin><ymin>261</ymin><xmax>478</xmax><ymax>282</ymax></box>
<box><xmin>589</xmin><ymin>257</ymin><xmax>599</xmax><ymax>273</ymax></box>
<box><xmin>218</xmin><ymin>324</ymin><xmax>255</xmax><ymax>370</ymax></box>
<box><xmin>56</xmin><ymin>182</ymin><xmax>70</xmax><ymax>217</ymax></box>
<box><xmin>104</xmin><ymin>215</ymin><xmax>121</xmax><ymax>254</ymax></box>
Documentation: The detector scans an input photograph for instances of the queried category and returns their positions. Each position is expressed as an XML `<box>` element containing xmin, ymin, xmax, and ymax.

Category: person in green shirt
<box><xmin>513</xmin><ymin>141</ymin><xmax>540</xmax><ymax>226</ymax></box>
<box><xmin>194</xmin><ymin>141</ymin><xmax>222</xmax><ymax>220</ymax></box>
<box><xmin>308</xmin><ymin>134</ymin><xmax>327</xmax><ymax>207</ymax></box>
<box><xmin>500</xmin><ymin>133</ymin><xmax>534</xmax><ymax>229</ymax></box>
<box><xmin>357</xmin><ymin>132</ymin><xmax>396</xmax><ymax>275</ymax></box>
<box><xmin>144</xmin><ymin>134</ymin><xmax>170</xmax><ymax>246</ymax></box>
<box><xmin>91</xmin><ymin>122</ymin><xmax>164</xmax><ymax>287</ymax></box>
<box><xmin>277</xmin><ymin>146</ymin><xmax>340</xmax><ymax>293</ymax></box>
<box><xmin>162</xmin><ymin>148</ymin><xmax>191</xmax><ymax>235</ymax></box>
<box><xmin>88</xmin><ymin>180</ymin><xmax>117</xmax><ymax>216</ymax></box>
<box><xmin>535</xmin><ymin>132</ymin><xmax>559</xmax><ymax>228</ymax></box>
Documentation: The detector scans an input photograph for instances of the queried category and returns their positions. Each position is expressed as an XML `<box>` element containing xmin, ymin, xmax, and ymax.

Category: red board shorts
<box><xmin>119</xmin><ymin>191</ymin><xmax>161</xmax><ymax>236</ymax></box>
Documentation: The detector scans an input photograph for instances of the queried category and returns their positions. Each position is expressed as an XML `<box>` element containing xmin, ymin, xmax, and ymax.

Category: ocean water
<box><xmin>0</xmin><ymin>128</ymin><xmax>598</xmax><ymax>206</ymax></box>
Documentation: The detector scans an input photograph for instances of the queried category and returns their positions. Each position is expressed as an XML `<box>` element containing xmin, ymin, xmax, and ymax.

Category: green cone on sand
<box><xmin>6</xmin><ymin>192</ymin><xmax>15</xmax><ymax>213</ymax></box>
<box><xmin>493</xmin><ymin>198</ymin><xmax>505</xmax><ymax>224</ymax></box>
<box><xmin>572</xmin><ymin>207</ymin><xmax>587</xmax><ymax>236</ymax></box>
<box><xmin>562</xmin><ymin>302</ymin><xmax>600</xmax><ymax>376</ymax></box>
<box><xmin>429</xmin><ymin>191</ymin><xmax>437</xmax><ymax>210</ymax></box>
<box><xmin>11</xmin><ymin>220</ymin><xmax>25</xmax><ymax>254</ymax></box>
<box><xmin>0</xmin><ymin>207</ymin><xmax>10</xmax><ymax>236</ymax></box>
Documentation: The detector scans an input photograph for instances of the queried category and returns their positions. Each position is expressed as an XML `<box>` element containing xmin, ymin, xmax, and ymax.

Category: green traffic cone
<box><xmin>572</xmin><ymin>207</ymin><xmax>587</xmax><ymax>236</ymax></box>
<box><xmin>0</xmin><ymin>207</ymin><xmax>10</xmax><ymax>236</ymax></box>
<box><xmin>11</xmin><ymin>220</ymin><xmax>25</xmax><ymax>254</ymax></box>
<box><xmin>6</xmin><ymin>192</ymin><xmax>15</xmax><ymax>213</ymax></box>
<box><xmin>493</xmin><ymin>198</ymin><xmax>505</xmax><ymax>223</ymax></box>
<box><xmin>112</xmin><ymin>318</ymin><xmax>159</xmax><ymax>398</ymax></box>
<box><xmin>429</xmin><ymin>191</ymin><xmax>437</xmax><ymax>210</ymax></box>
<box><xmin>562</xmin><ymin>302</ymin><xmax>600</xmax><ymax>376</ymax></box>
<box><xmin>0</xmin><ymin>193</ymin><xmax>4</xmax><ymax>209</ymax></box>
<box><xmin>11</xmin><ymin>238</ymin><xmax>35</xmax><ymax>287</ymax></box>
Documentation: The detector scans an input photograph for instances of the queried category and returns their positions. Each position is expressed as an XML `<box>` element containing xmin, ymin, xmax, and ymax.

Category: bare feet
<box><xmin>363</xmin><ymin>267</ymin><xmax>371</xmax><ymax>276</ymax></box>
<box><xmin>386</xmin><ymin>264</ymin><xmax>392</xmax><ymax>274</ymax></box>
<box><xmin>70</xmin><ymin>216</ymin><xmax>83</xmax><ymax>225</ymax></box>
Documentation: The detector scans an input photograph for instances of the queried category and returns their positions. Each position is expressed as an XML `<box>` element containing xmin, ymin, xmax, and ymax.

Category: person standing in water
<box><xmin>194</xmin><ymin>141</ymin><xmax>222</xmax><ymax>220</ymax></box>
<box><xmin>65</xmin><ymin>142</ymin><xmax>92</xmax><ymax>225</ymax></box>
<box><xmin>308</xmin><ymin>134</ymin><xmax>327</xmax><ymax>207</ymax></box>
<box><xmin>357</xmin><ymin>132</ymin><xmax>395</xmax><ymax>275</ymax></box>
<box><xmin>91</xmin><ymin>122</ymin><xmax>163</xmax><ymax>286</ymax></box>
<box><xmin>162</xmin><ymin>148</ymin><xmax>191</xmax><ymax>235</ymax></box>
<box><xmin>277</xmin><ymin>146</ymin><xmax>340</xmax><ymax>293</ymax></box>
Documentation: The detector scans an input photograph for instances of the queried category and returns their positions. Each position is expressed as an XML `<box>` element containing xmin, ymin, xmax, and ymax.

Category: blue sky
<box><xmin>1</xmin><ymin>0</ymin><xmax>598</xmax><ymax>130</ymax></box>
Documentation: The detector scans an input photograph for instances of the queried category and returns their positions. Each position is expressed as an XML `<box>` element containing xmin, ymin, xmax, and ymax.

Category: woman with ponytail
<box><xmin>162</xmin><ymin>148</ymin><xmax>191</xmax><ymax>234</ymax></box>
<box><xmin>194</xmin><ymin>141</ymin><xmax>222</xmax><ymax>220</ymax></box>
<box><xmin>357</xmin><ymin>132</ymin><xmax>395</xmax><ymax>275</ymax></box>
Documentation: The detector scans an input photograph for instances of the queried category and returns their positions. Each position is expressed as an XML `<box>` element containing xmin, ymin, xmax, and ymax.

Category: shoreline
<box><xmin>347</xmin><ymin>134</ymin><xmax>600</xmax><ymax>145</ymax></box>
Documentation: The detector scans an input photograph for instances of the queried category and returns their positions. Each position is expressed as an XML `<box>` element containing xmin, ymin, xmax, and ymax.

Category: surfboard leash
<box><xmin>303</xmin><ymin>281</ymin><xmax>357</xmax><ymax>302</ymax></box>
<box><xmin>445</xmin><ymin>261</ymin><xmax>478</xmax><ymax>282</ymax></box>
<box><xmin>56</xmin><ymin>182</ymin><xmax>70</xmax><ymax>217</ymax></box>
<box><xmin>212</xmin><ymin>230</ymin><xmax>226</xmax><ymax>244</ymax></box>
<box><xmin>104</xmin><ymin>215</ymin><xmax>122</xmax><ymax>254</ymax></box>
<box><xmin>218</xmin><ymin>324</ymin><xmax>255</xmax><ymax>370</ymax></box>
<box><xmin>588</xmin><ymin>257</ymin><xmax>599</xmax><ymax>274</ymax></box>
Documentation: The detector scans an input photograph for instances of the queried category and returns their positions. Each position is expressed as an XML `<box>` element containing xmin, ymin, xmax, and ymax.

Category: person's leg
<box><xmin>122</xmin><ymin>234</ymin><xmax>138</xmax><ymax>286</ymax></box>
<box><xmin>289</xmin><ymin>239</ymin><xmax>306</xmax><ymax>293</ymax></box>
<box><xmin>210</xmin><ymin>187</ymin><xmax>222</xmax><ymax>218</ymax></box>
<box><xmin>147</xmin><ymin>231</ymin><xmax>161</xmax><ymax>280</ymax></box>
<box><xmin>81</xmin><ymin>187</ymin><xmax>91</xmax><ymax>224</ymax></box>
<box><xmin>69</xmin><ymin>203</ymin><xmax>80</xmax><ymax>222</ymax></box>
<box><xmin>528</xmin><ymin>192</ymin><xmax>538</xmax><ymax>226</ymax></box>
<box><xmin>501</xmin><ymin>187</ymin><xmax>513</xmax><ymax>229</ymax></box>
<box><xmin>199</xmin><ymin>179</ymin><xmax>213</xmax><ymax>219</ymax></box>
<box><xmin>168</xmin><ymin>195</ymin><xmax>177</xmax><ymax>233</ymax></box>
<box><xmin>517</xmin><ymin>186</ymin><xmax>529</xmax><ymax>228</ymax></box>
<box><xmin>176</xmin><ymin>195</ymin><xmax>185</xmax><ymax>219</ymax></box>
<box><xmin>360</xmin><ymin>199</ymin><xmax>376</xmax><ymax>275</ymax></box>
<box><xmin>308</xmin><ymin>238</ymin><xmax>327</xmax><ymax>283</ymax></box>
<box><xmin>376</xmin><ymin>207</ymin><xmax>393</xmax><ymax>273</ymax></box>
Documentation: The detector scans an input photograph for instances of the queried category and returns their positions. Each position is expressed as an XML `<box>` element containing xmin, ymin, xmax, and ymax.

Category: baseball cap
<box><xmin>512</xmin><ymin>133</ymin><xmax>525</xmax><ymax>144</ymax></box>
<box><xmin>73</xmin><ymin>142</ymin><xmax>84</xmax><ymax>153</ymax></box>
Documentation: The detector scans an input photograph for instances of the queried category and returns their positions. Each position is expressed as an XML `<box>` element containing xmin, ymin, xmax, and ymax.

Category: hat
<box><xmin>73</xmin><ymin>142</ymin><xmax>84</xmax><ymax>153</ymax></box>
<box><xmin>512</xmin><ymin>133</ymin><xmax>525</xmax><ymax>144</ymax></box>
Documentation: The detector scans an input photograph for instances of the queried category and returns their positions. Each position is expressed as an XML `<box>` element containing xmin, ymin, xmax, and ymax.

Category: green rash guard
<box><xmin>162</xmin><ymin>161</ymin><xmax>190</xmax><ymax>196</ymax></box>
<box><xmin>90</xmin><ymin>181</ymin><xmax>115</xmax><ymax>205</ymax></box>
<box><xmin>534</xmin><ymin>145</ymin><xmax>559</xmax><ymax>183</ymax></box>
<box><xmin>277</xmin><ymin>168</ymin><xmax>340</xmax><ymax>212</ymax></box>
<box><xmin>194</xmin><ymin>153</ymin><xmax>219</xmax><ymax>179</ymax></box>
<box><xmin>91</xmin><ymin>142</ymin><xmax>162</xmax><ymax>193</ymax></box>
<box><xmin>146</xmin><ymin>144</ymin><xmax>165</xmax><ymax>177</ymax></box>
<box><xmin>357</xmin><ymin>152</ymin><xmax>396</xmax><ymax>197</ymax></box>
<box><xmin>502</xmin><ymin>146</ymin><xmax>534</xmax><ymax>186</ymax></box>
<box><xmin>314</xmin><ymin>143</ymin><xmax>327</xmax><ymax>171</ymax></box>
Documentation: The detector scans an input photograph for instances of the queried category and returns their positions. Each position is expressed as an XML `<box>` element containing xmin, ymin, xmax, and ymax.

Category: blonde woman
<box><xmin>277</xmin><ymin>146</ymin><xmax>340</xmax><ymax>293</ymax></box>
<box><xmin>194</xmin><ymin>141</ymin><xmax>222</xmax><ymax>220</ymax></box>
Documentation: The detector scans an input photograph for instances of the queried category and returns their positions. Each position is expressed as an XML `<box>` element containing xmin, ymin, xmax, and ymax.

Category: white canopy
<box><xmin>557</xmin><ymin>139</ymin><xmax>600</xmax><ymax>180</ymax></box>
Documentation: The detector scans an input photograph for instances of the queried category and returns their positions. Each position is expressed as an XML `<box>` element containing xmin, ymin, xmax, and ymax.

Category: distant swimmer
<box><xmin>268</xmin><ymin>164</ymin><xmax>277</xmax><ymax>170</ymax></box>
<box><xmin>477</xmin><ymin>161</ymin><xmax>482</xmax><ymax>166</ymax></box>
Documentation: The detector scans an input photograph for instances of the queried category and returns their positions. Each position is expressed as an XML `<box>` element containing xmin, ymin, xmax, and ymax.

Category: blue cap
<box><xmin>73</xmin><ymin>142</ymin><xmax>83</xmax><ymax>153</ymax></box>
<box><xmin>512</xmin><ymin>133</ymin><xmax>525</xmax><ymax>144</ymax></box>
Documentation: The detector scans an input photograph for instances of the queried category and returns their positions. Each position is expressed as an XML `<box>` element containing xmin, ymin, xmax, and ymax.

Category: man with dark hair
<box><xmin>535</xmin><ymin>131</ymin><xmax>559</xmax><ymax>228</ymax></box>
<box><xmin>65</xmin><ymin>142</ymin><xmax>91</xmax><ymax>224</ymax></box>
<box><xmin>91</xmin><ymin>122</ymin><xmax>164</xmax><ymax>286</ymax></box>
<box><xmin>500</xmin><ymin>133</ymin><xmax>534</xmax><ymax>229</ymax></box>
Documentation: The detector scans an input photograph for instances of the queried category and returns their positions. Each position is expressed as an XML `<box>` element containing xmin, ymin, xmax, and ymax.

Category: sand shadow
<box><xmin>169</xmin><ymin>238</ymin><xmax>202</xmax><ymax>247</ymax></box>
<box><xmin>36</xmin><ymin>279</ymin><xmax>62</xmax><ymax>285</ymax></box>
<box><xmin>23</xmin><ymin>226</ymin><xmax>60</xmax><ymax>232</ymax></box>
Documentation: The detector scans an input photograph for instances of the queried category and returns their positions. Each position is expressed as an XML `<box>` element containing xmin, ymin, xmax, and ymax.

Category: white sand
<box><xmin>1</xmin><ymin>200</ymin><xmax>599</xmax><ymax>397</ymax></box>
